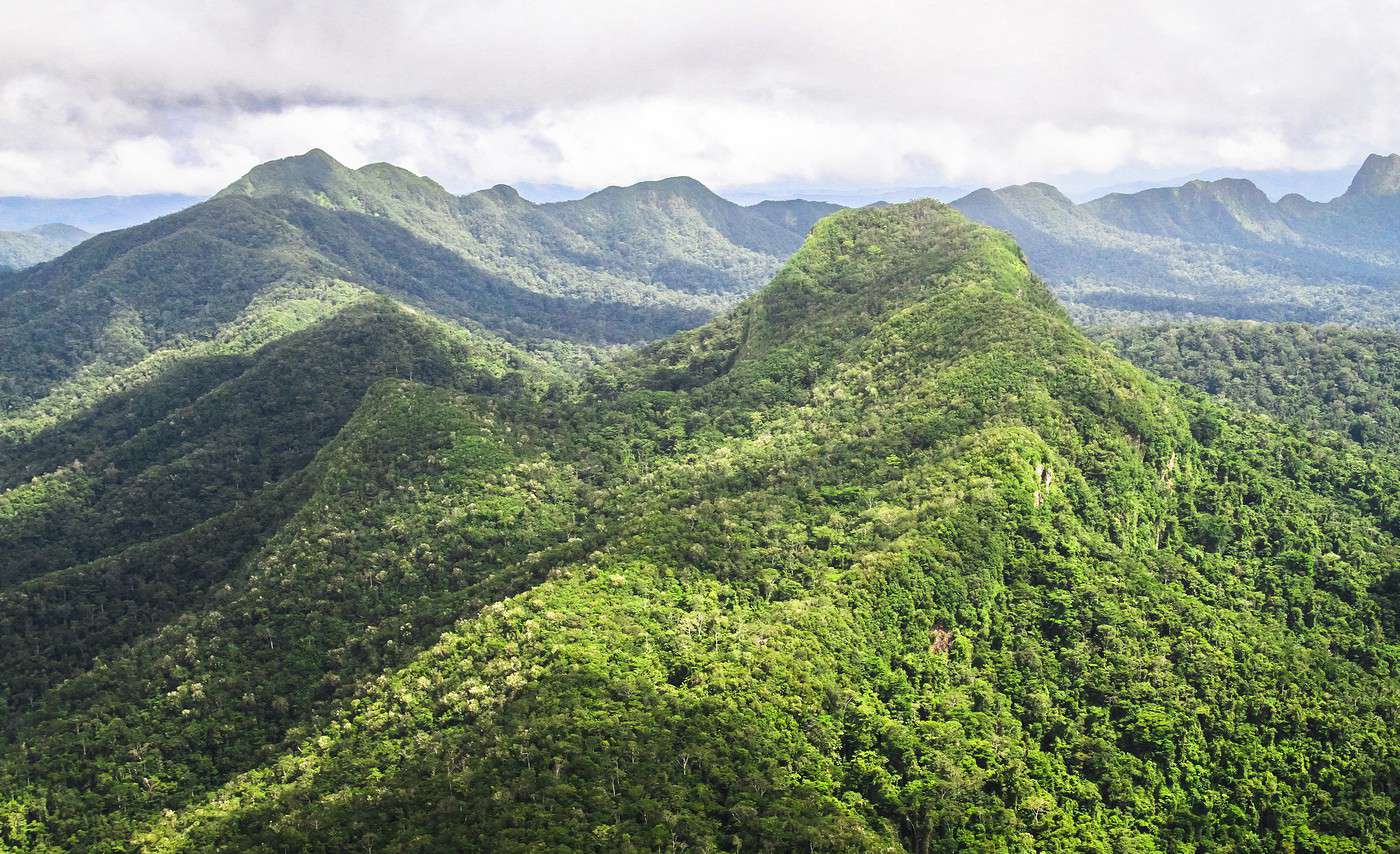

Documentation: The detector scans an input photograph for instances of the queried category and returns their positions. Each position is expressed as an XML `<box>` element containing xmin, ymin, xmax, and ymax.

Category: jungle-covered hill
<box><xmin>3</xmin><ymin>199</ymin><xmax>1400</xmax><ymax>852</ymax></box>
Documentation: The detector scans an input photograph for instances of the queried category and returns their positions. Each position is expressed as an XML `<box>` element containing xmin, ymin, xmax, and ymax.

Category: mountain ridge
<box><xmin>952</xmin><ymin>153</ymin><xmax>1400</xmax><ymax>326</ymax></box>
<box><xmin>0</xmin><ymin>150</ymin><xmax>837</xmax><ymax>440</ymax></box>
<box><xmin>1345</xmin><ymin>153</ymin><xmax>1400</xmax><ymax>196</ymax></box>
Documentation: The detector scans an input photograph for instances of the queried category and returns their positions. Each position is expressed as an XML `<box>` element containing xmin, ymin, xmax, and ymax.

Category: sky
<box><xmin>1</xmin><ymin>0</ymin><xmax>1398</xmax><ymax>199</ymax></box>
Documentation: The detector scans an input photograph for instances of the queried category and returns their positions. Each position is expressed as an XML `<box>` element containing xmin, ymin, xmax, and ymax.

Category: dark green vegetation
<box><xmin>953</xmin><ymin>154</ymin><xmax>1400</xmax><ymax>327</ymax></box>
<box><xmin>1098</xmin><ymin>321</ymin><xmax>1400</xmax><ymax>451</ymax></box>
<box><xmin>4</xmin><ymin>192</ymin><xmax>1400</xmax><ymax>852</ymax></box>
<box><xmin>0</xmin><ymin>224</ymin><xmax>88</xmax><ymax>271</ymax></box>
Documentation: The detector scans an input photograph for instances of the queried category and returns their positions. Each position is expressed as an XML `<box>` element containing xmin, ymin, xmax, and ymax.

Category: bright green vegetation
<box><xmin>952</xmin><ymin>154</ymin><xmax>1400</xmax><ymax>327</ymax></box>
<box><xmin>1097</xmin><ymin>321</ymin><xmax>1400</xmax><ymax>451</ymax></box>
<box><xmin>3</xmin><ymin>198</ymin><xmax>1400</xmax><ymax>851</ymax></box>
<box><xmin>0</xmin><ymin>224</ymin><xmax>88</xmax><ymax>271</ymax></box>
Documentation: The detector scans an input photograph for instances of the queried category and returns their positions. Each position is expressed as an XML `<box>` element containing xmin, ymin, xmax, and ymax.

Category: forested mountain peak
<box><xmin>739</xmin><ymin>200</ymin><xmax>1053</xmax><ymax>354</ymax></box>
<box><xmin>744</xmin><ymin>197</ymin><xmax>845</xmax><ymax>229</ymax></box>
<box><xmin>214</xmin><ymin>147</ymin><xmax>349</xmax><ymax>197</ymax></box>
<box><xmin>215</xmin><ymin>148</ymin><xmax>455</xmax><ymax>215</ymax></box>
<box><xmin>583</xmin><ymin>174</ymin><xmax>717</xmax><ymax>201</ymax></box>
<box><xmin>1016</xmin><ymin>181</ymin><xmax>1075</xmax><ymax>204</ymax></box>
<box><xmin>25</xmin><ymin>223</ymin><xmax>88</xmax><ymax>241</ymax></box>
<box><xmin>981</xmin><ymin>181</ymin><xmax>1076</xmax><ymax>208</ymax></box>
<box><xmin>1090</xmin><ymin>176</ymin><xmax>1275</xmax><ymax>213</ymax></box>
<box><xmin>1344</xmin><ymin>152</ymin><xmax>1400</xmax><ymax>196</ymax></box>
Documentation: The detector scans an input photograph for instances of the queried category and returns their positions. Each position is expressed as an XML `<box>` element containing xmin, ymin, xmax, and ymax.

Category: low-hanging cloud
<box><xmin>2</xmin><ymin>0</ymin><xmax>1398</xmax><ymax>196</ymax></box>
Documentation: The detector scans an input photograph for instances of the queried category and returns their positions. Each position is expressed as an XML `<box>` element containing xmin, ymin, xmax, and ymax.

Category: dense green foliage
<box><xmin>952</xmin><ymin>154</ymin><xmax>1400</xmax><ymax>326</ymax></box>
<box><xmin>0</xmin><ymin>224</ymin><xmax>87</xmax><ymax>271</ymax></box>
<box><xmin>3</xmin><ymin>200</ymin><xmax>1400</xmax><ymax>852</ymax></box>
<box><xmin>0</xmin><ymin>298</ymin><xmax>550</xmax><ymax>587</ymax></box>
<box><xmin>0</xmin><ymin>150</ymin><xmax>830</xmax><ymax>435</ymax></box>
<box><xmin>1096</xmin><ymin>321</ymin><xmax>1400</xmax><ymax>451</ymax></box>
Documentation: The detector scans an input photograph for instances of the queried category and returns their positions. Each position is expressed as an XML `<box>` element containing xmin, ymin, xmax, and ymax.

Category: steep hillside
<box><xmin>0</xmin><ymin>298</ymin><xmax>552</xmax><ymax>587</ymax></box>
<box><xmin>0</xmin><ymin>223</ymin><xmax>88</xmax><ymax>271</ymax></box>
<box><xmin>5</xmin><ymin>201</ymin><xmax>1400</xmax><ymax>852</ymax></box>
<box><xmin>953</xmin><ymin>154</ymin><xmax>1400</xmax><ymax>326</ymax></box>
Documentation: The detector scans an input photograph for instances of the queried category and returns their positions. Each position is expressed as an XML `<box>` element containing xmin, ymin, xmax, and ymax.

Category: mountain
<box><xmin>3</xmin><ymin>199</ymin><xmax>1400</xmax><ymax>851</ymax></box>
<box><xmin>719</xmin><ymin>183</ymin><xmax>971</xmax><ymax>207</ymax></box>
<box><xmin>1073</xmin><ymin>165</ymin><xmax>1360</xmax><ymax>204</ymax></box>
<box><xmin>952</xmin><ymin>154</ymin><xmax>1400</xmax><ymax>327</ymax></box>
<box><xmin>0</xmin><ymin>149</ymin><xmax>832</xmax><ymax>649</ymax></box>
<box><xmin>215</xmin><ymin>152</ymin><xmax>830</xmax><ymax>309</ymax></box>
<box><xmin>0</xmin><ymin>223</ymin><xmax>88</xmax><ymax>270</ymax></box>
<box><xmin>1345</xmin><ymin>153</ymin><xmax>1400</xmax><ymax>197</ymax></box>
<box><xmin>0</xmin><ymin>193</ymin><xmax>200</xmax><ymax>233</ymax></box>
<box><xmin>0</xmin><ymin>150</ymin><xmax>829</xmax><ymax>442</ymax></box>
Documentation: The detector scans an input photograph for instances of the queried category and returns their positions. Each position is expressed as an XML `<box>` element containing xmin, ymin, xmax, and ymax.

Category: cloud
<box><xmin>1</xmin><ymin>0</ymin><xmax>1398</xmax><ymax>195</ymax></box>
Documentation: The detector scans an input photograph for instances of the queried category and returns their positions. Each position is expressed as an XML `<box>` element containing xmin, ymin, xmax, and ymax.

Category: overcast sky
<box><xmin>1</xmin><ymin>0</ymin><xmax>1397</xmax><ymax>197</ymax></box>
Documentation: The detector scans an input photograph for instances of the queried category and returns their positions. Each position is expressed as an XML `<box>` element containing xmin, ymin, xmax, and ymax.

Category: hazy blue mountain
<box><xmin>1072</xmin><ymin>165</ymin><xmax>1360</xmax><ymax>203</ymax></box>
<box><xmin>511</xmin><ymin>181</ymin><xmax>596</xmax><ymax>202</ymax></box>
<box><xmin>953</xmin><ymin>154</ymin><xmax>1400</xmax><ymax>326</ymax></box>
<box><xmin>0</xmin><ymin>193</ymin><xmax>201</xmax><ymax>233</ymax></box>
<box><xmin>0</xmin><ymin>223</ymin><xmax>89</xmax><ymax>271</ymax></box>
<box><xmin>718</xmin><ymin>183</ymin><xmax>971</xmax><ymax>206</ymax></box>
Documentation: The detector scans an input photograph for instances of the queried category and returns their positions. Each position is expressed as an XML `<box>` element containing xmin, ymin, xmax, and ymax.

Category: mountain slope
<box><xmin>953</xmin><ymin>154</ymin><xmax>1400</xmax><ymax>327</ymax></box>
<box><xmin>0</xmin><ymin>151</ymin><xmax>826</xmax><ymax>437</ymax></box>
<box><xmin>0</xmin><ymin>297</ymin><xmax>548</xmax><ymax>587</ymax></box>
<box><xmin>220</xmin><ymin>150</ymin><xmax>824</xmax><ymax>304</ymax></box>
<box><xmin>5</xmin><ymin>201</ymin><xmax>1400</xmax><ymax>851</ymax></box>
<box><xmin>0</xmin><ymin>223</ymin><xmax>88</xmax><ymax>271</ymax></box>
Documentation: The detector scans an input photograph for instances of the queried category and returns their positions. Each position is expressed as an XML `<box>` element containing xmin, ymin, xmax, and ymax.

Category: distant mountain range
<box><xmin>950</xmin><ymin>154</ymin><xmax>1400</xmax><ymax>325</ymax></box>
<box><xmin>717</xmin><ymin>183</ymin><xmax>973</xmax><ymax>207</ymax></box>
<box><xmin>9</xmin><ymin>153</ymin><xmax>1400</xmax><ymax>331</ymax></box>
<box><xmin>0</xmin><ymin>223</ymin><xmax>89</xmax><ymax>271</ymax></box>
<box><xmin>1074</xmin><ymin>164</ymin><xmax>1359</xmax><ymax>203</ymax></box>
<box><xmin>0</xmin><ymin>149</ymin><xmax>837</xmax><ymax>434</ymax></box>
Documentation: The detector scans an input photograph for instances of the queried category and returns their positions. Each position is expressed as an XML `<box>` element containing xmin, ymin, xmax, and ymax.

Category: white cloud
<box><xmin>1</xmin><ymin>0</ymin><xmax>1398</xmax><ymax>195</ymax></box>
